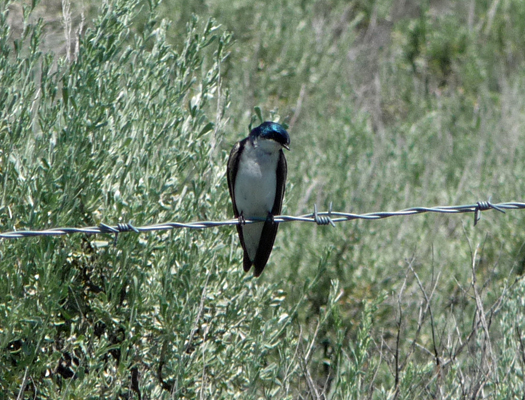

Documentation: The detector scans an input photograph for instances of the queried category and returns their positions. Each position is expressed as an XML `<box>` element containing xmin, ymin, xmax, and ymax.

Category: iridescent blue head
<box><xmin>249</xmin><ymin>121</ymin><xmax>290</xmax><ymax>150</ymax></box>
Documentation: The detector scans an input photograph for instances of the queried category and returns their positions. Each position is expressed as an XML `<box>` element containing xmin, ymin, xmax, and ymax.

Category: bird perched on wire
<box><xmin>227</xmin><ymin>121</ymin><xmax>290</xmax><ymax>277</ymax></box>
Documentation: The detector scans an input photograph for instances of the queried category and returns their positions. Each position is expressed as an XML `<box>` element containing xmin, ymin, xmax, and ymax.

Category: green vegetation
<box><xmin>2</xmin><ymin>0</ymin><xmax>525</xmax><ymax>398</ymax></box>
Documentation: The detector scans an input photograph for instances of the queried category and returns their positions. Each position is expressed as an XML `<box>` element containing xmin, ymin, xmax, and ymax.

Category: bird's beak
<box><xmin>283</xmin><ymin>144</ymin><xmax>290</xmax><ymax>151</ymax></box>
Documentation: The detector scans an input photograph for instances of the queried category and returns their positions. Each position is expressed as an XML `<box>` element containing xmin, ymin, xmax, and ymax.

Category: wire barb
<box><xmin>117</xmin><ymin>222</ymin><xmax>139</xmax><ymax>233</ymax></box>
<box><xmin>99</xmin><ymin>222</ymin><xmax>139</xmax><ymax>246</ymax></box>
<box><xmin>0</xmin><ymin>200</ymin><xmax>522</xmax><ymax>241</ymax></box>
<box><xmin>313</xmin><ymin>203</ymin><xmax>335</xmax><ymax>227</ymax></box>
<box><xmin>474</xmin><ymin>201</ymin><xmax>506</xmax><ymax>226</ymax></box>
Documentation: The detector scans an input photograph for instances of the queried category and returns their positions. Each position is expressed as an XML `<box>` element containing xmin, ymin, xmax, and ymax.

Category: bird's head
<box><xmin>249</xmin><ymin>121</ymin><xmax>290</xmax><ymax>151</ymax></box>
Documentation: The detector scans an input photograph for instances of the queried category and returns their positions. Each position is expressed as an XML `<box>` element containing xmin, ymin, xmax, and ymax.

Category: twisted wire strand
<box><xmin>0</xmin><ymin>201</ymin><xmax>523</xmax><ymax>240</ymax></box>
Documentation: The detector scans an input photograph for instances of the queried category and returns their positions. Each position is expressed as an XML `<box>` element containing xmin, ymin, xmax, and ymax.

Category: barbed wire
<box><xmin>0</xmin><ymin>200</ymin><xmax>523</xmax><ymax>241</ymax></box>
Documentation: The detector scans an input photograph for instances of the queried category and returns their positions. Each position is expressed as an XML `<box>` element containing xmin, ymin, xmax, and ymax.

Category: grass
<box><xmin>2</xmin><ymin>0</ymin><xmax>525</xmax><ymax>398</ymax></box>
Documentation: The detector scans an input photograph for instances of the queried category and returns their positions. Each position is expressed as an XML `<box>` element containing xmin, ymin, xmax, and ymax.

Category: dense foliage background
<box><xmin>2</xmin><ymin>0</ymin><xmax>525</xmax><ymax>398</ymax></box>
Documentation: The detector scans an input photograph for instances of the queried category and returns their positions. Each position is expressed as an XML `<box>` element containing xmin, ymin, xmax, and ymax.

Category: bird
<box><xmin>227</xmin><ymin>121</ymin><xmax>290</xmax><ymax>277</ymax></box>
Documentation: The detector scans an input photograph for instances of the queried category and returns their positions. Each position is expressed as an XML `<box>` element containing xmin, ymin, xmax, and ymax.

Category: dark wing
<box><xmin>227</xmin><ymin>139</ymin><xmax>253</xmax><ymax>272</ymax></box>
<box><xmin>252</xmin><ymin>150</ymin><xmax>287</xmax><ymax>277</ymax></box>
<box><xmin>272</xmin><ymin>149</ymin><xmax>287</xmax><ymax>215</ymax></box>
<box><xmin>227</xmin><ymin>140</ymin><xmax>244</xmax><ymax>218</ymax></box>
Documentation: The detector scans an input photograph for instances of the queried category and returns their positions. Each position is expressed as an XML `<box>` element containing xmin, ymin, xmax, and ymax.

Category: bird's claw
<box><xmin>238</xmin><ymin>213</ymin><xmax>246</xmax><ymax>225</ymax></box>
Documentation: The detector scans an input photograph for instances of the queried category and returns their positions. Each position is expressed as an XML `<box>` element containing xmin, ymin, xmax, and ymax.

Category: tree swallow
<box><xmin>227</xmin><ymin>121</ymin><xmax>290</xmax><ymax>277</ymax></box>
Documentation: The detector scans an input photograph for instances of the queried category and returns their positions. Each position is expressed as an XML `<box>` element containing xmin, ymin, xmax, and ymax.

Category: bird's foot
<box><xmin>238</xmin><ymin>213</ymin><xmax>246</xmax><ymax>225</ymax></box>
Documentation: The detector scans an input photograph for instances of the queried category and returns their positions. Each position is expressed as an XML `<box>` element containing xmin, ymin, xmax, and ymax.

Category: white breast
<box><xmin>234</xmin><ymin>140</ymin><xmax>281</xmax><ymax>260</ymax></box>
<box><xmin>234</xmin><ymin>141</ymin><xmax>280</xmax><ymax>217</ymax></box>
